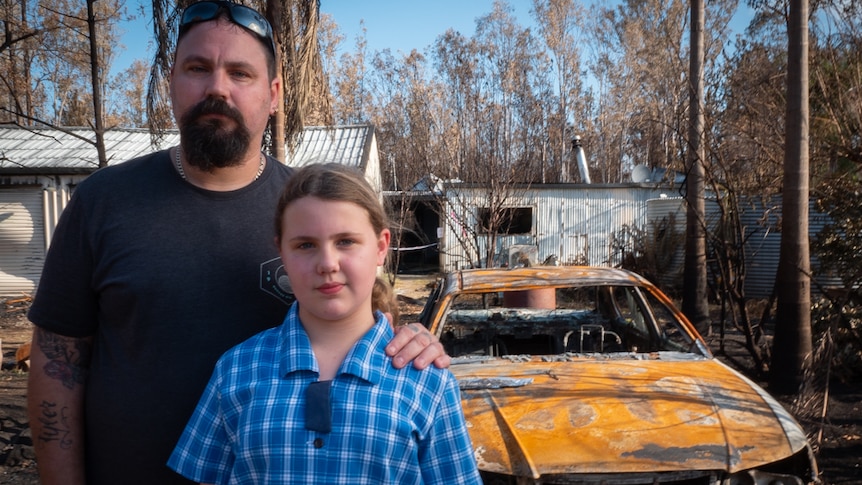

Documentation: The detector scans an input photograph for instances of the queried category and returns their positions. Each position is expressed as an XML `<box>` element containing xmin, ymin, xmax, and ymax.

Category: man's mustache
<box><xmin>182</xmin><ymin>98</ymin><xmax>245</xmax><ymax>126</ymax></box>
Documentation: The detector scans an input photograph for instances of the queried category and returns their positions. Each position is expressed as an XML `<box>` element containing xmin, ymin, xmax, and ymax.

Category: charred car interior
<box><xmin>438</xmin><ymin>284</ymin><xmax>698</xmax><ymax>358</ymax></box>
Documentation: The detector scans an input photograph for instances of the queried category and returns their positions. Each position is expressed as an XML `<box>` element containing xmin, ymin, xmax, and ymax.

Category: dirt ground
<box><xmin>1</xmin><ymin>277</ymin><xmax>860</xmax><ymax>484</ymax></box>
<box><xmin>0</xmin><ymin>295</ymin><xmax>38</xmax><ymax>485</ymax></box>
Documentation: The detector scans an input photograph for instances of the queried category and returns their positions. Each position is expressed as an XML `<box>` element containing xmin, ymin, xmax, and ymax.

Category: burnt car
<box><xmin>418</xmin><ymin>266</ymin><xmax>819</xmax><ymax>485</ymax></box>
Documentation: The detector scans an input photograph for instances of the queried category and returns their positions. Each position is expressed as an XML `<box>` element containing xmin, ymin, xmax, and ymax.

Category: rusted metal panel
<box><xmin>452</xmin><ymin>358</ymin><xmax>806</xmax><ymax>476</ymax></box>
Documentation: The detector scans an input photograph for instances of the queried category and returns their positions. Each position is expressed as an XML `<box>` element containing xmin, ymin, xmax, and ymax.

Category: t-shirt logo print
<box><xmin>260</xmin><ymin>257</ymin><xmax>295</xmax><ymax>305</ymax></box>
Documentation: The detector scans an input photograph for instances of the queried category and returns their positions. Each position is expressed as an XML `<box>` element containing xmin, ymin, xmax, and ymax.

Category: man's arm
<box><xmin>27</xmin><ymin>326</ymin><xmax>92</xmax><ymax>485</ymax></box>
<box><xmin>385</xmin><ymin>323</ymin><xmax>451</xmax><ymax>370</ymax></box>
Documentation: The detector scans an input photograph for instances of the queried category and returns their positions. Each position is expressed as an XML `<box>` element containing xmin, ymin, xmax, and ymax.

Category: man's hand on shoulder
<box><xmin>386</xmin><ymin>323</ymin><xmax>451</xmax><ymax>370</ymax></box>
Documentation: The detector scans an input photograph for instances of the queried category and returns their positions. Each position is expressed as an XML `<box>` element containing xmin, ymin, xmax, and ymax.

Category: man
<box><xmin>26</xmin><ymin>3</ymin><xmax>448</xmax><ymax>484</ymax></box>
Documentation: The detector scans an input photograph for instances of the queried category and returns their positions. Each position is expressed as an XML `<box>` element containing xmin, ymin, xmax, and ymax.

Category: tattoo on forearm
<box><xmin>36</xmin><ymin>328</ymin><xmax>90</xmax><ymax>389</ymax></box>
<box><xmin>37</xmin><ymin>400</ymin><xmax>74</xmax><ymax>449</ymax></box>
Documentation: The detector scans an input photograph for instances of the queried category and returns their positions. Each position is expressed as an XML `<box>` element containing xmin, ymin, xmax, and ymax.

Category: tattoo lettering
<box><xmin>36</xmin><ymin>328</ymin><xmax>90</xmax><ymax>389</ymax></box>
<box><xmin>37</xmin><ymin>400</ymin><xmax>74</xmax><ymax>450</ymax></box>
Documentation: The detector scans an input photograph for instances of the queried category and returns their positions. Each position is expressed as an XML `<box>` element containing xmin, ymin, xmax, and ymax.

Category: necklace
<box><xmin>174</xmin><ymin>147</ymin><xmax>266</xmax><ymax>182</ymax></box>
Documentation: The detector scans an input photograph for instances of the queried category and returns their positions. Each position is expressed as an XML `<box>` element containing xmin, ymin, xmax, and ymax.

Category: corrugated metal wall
<box><xmin>738</xmin><ymin>198</ymin><xmax>781</xmax><ymax>299</ymax></box>
<box><xmin>441</xmin><ymin>190</ymin><xmax>838</xmax><ymax>298</ymax></box>
<box><xmin>538</xmin><ymin>188</ymin><xmax>654</xmax><ymax>267</ymax></box>
<box><xmin>0</xmin><ymin>177</ymin><xmax>78</xmax><ymax>296</ymax></box>
<box><xmin>645</xmin><ymin>197</ymin><xmax>687</xmax><ymax>289</ymax></box>
<box><xmin>646</xmin><ymin>196</ymin><xmax>839</xmax><ymax>299</ymax></box>
<box><xmin>0</xmin><ymin>187</ymin><xmax>45</xmax><ymax>295</ymax></box>
<box><xmin>439</xmin><ymin>185</ymin><xmax>669</xmax><ymax>271</ymax></box>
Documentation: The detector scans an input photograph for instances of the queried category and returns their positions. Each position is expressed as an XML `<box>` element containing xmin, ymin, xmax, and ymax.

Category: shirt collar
<box><xmin>279</xmin><ymin>303</ymin><xmax>393</xmax><ymax>385</ymax></box>
<box><xmin>279</xmin><ymin>304</ymin><xmax>317</xmax><ymax>376</ymax></box>
<box><xmin>339</xmin><ymin>310</ymin><xmax>392</xmax><ymax>385</ymax></box>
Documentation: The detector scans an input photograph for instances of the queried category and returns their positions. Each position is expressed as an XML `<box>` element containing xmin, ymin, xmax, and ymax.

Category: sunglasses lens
<box><xmin>227</xmin><ymin>5</ymin><xmax>271</xmax><ymax>39</ymax></box>
<box><xmin>181</xmin><ymin>1</ymin><xmax>221</xmax><ymax>25</ymax></box>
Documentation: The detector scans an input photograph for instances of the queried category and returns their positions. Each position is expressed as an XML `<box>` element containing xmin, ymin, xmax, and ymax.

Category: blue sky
<box><xmin>113</xmin><ymin>1</ymin><xmax>753</xmax><ymax>77</ymax></box>
<box><xmin>113</xmin><ymin>1</ymin><xmax>536</xmax><ymax>76</ymax></box>
<box><xmin>319</xmin><ymin>0</ymin><xmax>535</xmax><ymax>55</ymax></box>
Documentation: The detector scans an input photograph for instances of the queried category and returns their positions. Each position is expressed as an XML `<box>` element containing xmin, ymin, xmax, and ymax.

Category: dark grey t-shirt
<box><xmin>29</xmin><ymin>150</ymin><xmax>295</xmax><ymax>485</ymax></box>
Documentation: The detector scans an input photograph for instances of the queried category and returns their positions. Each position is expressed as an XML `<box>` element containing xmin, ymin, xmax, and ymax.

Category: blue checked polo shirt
<box><xmin>168</xmin><ymin>304</ymin><xmax>481</xmax><ymax>484</ymax></box>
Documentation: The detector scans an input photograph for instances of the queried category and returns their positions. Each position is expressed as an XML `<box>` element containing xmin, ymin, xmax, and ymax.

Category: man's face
<box><xmin>170</xmin><ymin>18</ymin><xmax>280</xmax><ymax>169</ymax></box>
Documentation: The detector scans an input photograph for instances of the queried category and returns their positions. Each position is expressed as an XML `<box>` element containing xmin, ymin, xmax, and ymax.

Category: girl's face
<box><xmin>278</xmin><ymin>196</ymin><xmax>390</xmax><ymax>328</ymax></box>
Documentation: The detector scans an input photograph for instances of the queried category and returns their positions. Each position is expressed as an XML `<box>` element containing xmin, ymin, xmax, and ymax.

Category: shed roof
<box><xmin>0</xmin><ymin>127</ymin><xmax>178</xmax><ymax>173</ymax></box>
<box><xmin>0</xmin><ymin>124</ymin><xmax>375</xmax><ymax>174</ymax></box>
<box><xmin>288</xmin><ymin>124</ymin><xmax>375</xmax><ymax>170</ymax></box>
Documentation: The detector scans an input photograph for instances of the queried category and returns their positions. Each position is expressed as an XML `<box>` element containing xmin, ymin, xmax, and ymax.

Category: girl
<box><xmin>168</xmin><ymin>163</ymin><xmax>480</xmax><ymax>484</ymax></box>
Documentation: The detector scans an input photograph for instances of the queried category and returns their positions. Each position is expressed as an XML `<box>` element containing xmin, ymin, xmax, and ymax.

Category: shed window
<box><xmin>478</xmin><ymin>207</ymin><xmax>533</xmax><ymax>235</ymax></box>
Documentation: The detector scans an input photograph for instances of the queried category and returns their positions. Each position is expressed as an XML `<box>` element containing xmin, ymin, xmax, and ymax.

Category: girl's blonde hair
<box><xmin>275</xmin><ymin>163</ymin><xmax>389</xmax><ymax>240</ymax></box>
<box><xmin>371</xmin><ymin>277</ymin><xmax>400</xmax><ymax>326</ymax></box>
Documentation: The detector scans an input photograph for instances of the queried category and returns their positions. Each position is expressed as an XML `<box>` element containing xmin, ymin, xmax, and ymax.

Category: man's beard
<box><xmin>178</xmin><ymin>98</ymin><xmax>252</xmax><ymax>172</ymax></box>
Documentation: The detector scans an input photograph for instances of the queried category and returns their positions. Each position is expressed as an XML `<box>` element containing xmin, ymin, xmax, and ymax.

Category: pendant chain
<box><xmin>174</xmin><ymin>147</ymin><xmax>265</xmax><ymax>182</ymax></box>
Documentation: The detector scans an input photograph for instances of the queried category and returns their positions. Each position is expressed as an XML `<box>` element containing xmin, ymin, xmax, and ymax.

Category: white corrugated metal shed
<box><xmin>437</xmin><ymin>187</ymin><xmax>835</xmax><ymax>300</ymax></box>
<box><xmin>438</xmin><ymin>184</ymin><xmax>671</xmax><ymax>272</ymax></box>
<box><xmin>0</xmin><ymin>124</ymin><xmax>380</xmax><ymax>296</ymax></box>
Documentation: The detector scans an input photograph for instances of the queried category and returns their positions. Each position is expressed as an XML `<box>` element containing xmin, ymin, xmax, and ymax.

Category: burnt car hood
<box><xmin>451</xmin><ymin>353</ymin><xmax>810</xmax><ymax>479</ymax></box>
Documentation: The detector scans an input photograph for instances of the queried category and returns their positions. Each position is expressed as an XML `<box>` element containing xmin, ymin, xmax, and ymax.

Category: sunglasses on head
<box><xmin>179</xmin><ymin>1</ymin><xmax>276</xmax><ymax>56</ymax></box>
